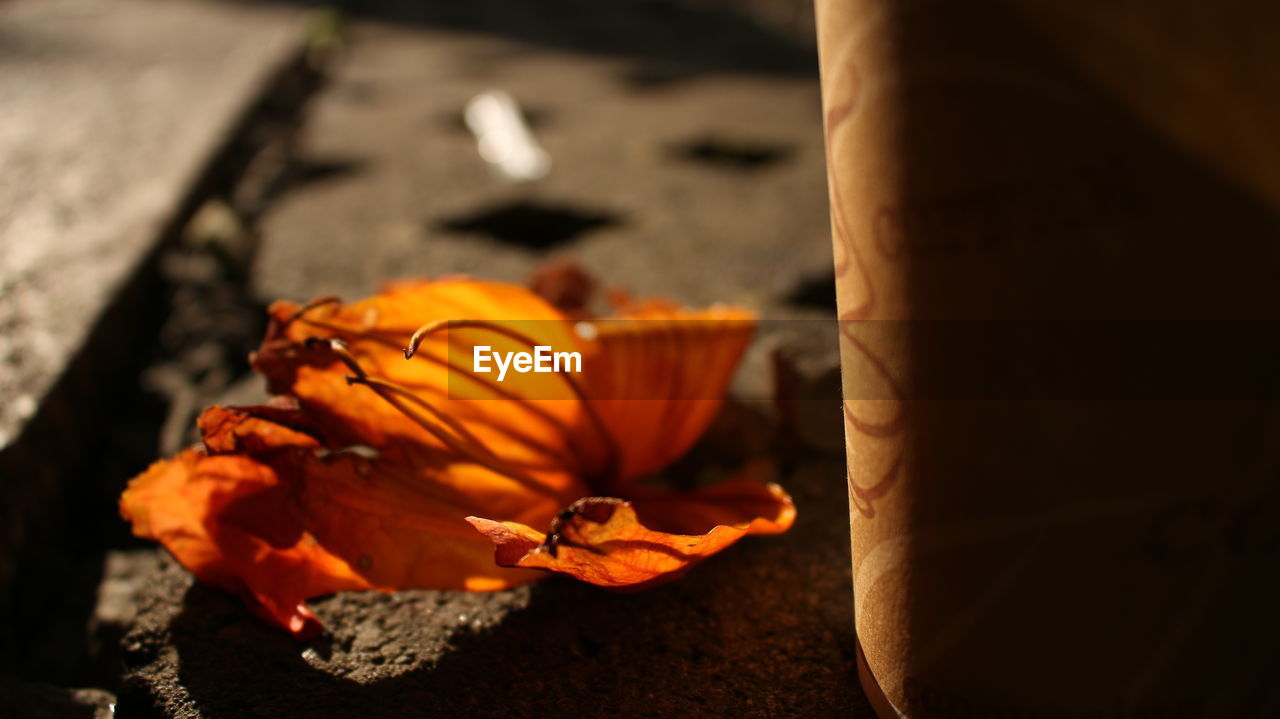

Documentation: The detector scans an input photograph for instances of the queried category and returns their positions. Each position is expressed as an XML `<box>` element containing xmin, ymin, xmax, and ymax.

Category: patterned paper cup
<box><xmin>814</xmin><ymin>1</ymin><xmax>1280</xmax><ymax>717</ymax></box>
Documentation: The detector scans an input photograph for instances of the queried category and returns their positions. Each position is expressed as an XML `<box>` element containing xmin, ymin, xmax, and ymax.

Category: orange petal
<box><xmin>201</xmin><ymin>406</ymin><xmax>553</xmax><ymax>589</ymax></box>
<box><xmin>628</xmin><ymin>460</ymin><xmax>796</xmax><ymax>536</ymax></box>
<box><xmin>197</xmin><ymin>403</ymin><xmax>321</xmax><ymax>454</ymax></box>
<box><xmin>291</xmin><ymin>445</ymin><xmax>551</xmax><ymax>593</ymax></box>
<box><xmin>122</xmin><ymin>404</ymin><xmax>554</xmax><ymax>635</ymax></box>
<box><xmin>120</xmin><ymin>448</ymin><xmax>372</xmax><ymax>637</ymax></box>
<box><xmin>467</xmin><ymin>489</ymin><xmax>787</xmax><ymax>590</ymax></box>
<box><xmin>580</xmin><ymin>304</ymin><xmax>757</xmax><ymax>483</ymax></box>
<box><xmin>253</xmin><ymin>279</ymin><xmax>600</xmax><ymax>496</ymax></box>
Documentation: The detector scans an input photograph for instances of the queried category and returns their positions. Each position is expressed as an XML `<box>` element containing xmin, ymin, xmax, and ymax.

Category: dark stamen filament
<box><xmin>404</xmin><ymin>319</ymin><xmax>621</xmax><ymax>483</ymax></box>
<box><xmin>321</xmin><ymin>340</ymin><xmax>574</xmax><ymax>504</ymax></box>
<box><xmin>299</xmin><ymin>318</ymin><xmax>590</xmax><ymax>473</ymax></box>
<box><xmin>287</xmin><ymin>296</ymin><xmax>342</xmax><ymax>324</ymax></box>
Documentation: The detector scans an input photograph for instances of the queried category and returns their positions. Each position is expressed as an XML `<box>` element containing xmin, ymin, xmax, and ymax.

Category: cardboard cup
<box><xmin>815</xmin><ymin>1</ymin><xmax>1280</xmax><ymax>716</ymax></box>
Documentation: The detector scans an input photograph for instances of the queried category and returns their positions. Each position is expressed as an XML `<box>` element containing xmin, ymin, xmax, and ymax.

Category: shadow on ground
<box><xmin>117</xmin><ymin>404</ymin><xmax>872</xmax><ymax>717</ymax></box>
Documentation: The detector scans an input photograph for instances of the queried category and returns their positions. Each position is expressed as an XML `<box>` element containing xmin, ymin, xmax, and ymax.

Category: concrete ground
<box><xmin>3</xmin><ymin>1</ymin><xmax>868</xmax><ymax>716</ymax></box>
<box><xmin>248</xmin><ymin>3</ymin><xmax>834</xmax><ymax>310</ymax></box>
<box><xmin>0</xmin><ymin>0</ymin><xmax>296</xmax><ymax>451</ymax></box>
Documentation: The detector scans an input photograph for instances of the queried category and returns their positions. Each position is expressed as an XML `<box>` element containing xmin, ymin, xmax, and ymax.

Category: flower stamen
<box><xmin>315</xmin><ymin>339</ymin><xmax>575</xmax><ymax>504</ymax></box>
<box><xmin>286</xmin><ymin>296</ymin><xmax>342</xmax><ymax>324</ymax></box>
<box><xmin>296</xmin><ymin>319</ymin><xmax>596</xmax><ymax>472</ymax></box>
<box><xmin>405</xmin><ymin>319</ymin><xmax>621</xmax><ymax>484</ymax></box>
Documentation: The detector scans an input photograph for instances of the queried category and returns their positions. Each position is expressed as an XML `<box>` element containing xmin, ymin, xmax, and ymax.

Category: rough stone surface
<box><xmin>251</xmin><ymin>4</ymin><xmax>833</xmax><ymax>312</ymax></box>
<box><xmin>116</xmin><ymin>2</ymin><xmax>867</xmax><ymax>716</ymax></box>
<box><xmin>120</xmin><ymin>453</ymin><xmax>869</xmax><ymax>718</ymax></box>
<box><xmin>0</xmin><ymin>0</ymin><xmax>298</xmax><ymax>449</ymax></box>
<box><xmin>0</xmin><ymin>0</ymin><xmax>302</xmax><ymax>654</ymax></box>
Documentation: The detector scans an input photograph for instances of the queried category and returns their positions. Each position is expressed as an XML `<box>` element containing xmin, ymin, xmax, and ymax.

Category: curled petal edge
<box><xmin>466</xmin><ymin>483</ymin><xmax>794</xmax><ymax>590</ymax></box>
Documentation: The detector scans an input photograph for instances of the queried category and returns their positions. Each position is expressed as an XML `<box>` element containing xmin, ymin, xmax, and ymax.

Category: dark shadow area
<box><xmin>436</xmin><ymin>200</ymin><xmax>622</xmax><ymax>249</ymax></box>
<box><xmin>673</xmin><ymin>136</ymin><xmax>794</xmax><ymax>171</ymax></box>
<box><xmin>618</xmin><ymin>62</ymin><xmax>704</xmax><ymax>91</ymax></box>
<box><xmin>783</xmin><ymin>271</ymin><xmax>838</xmax><ymax>311</ymax></box>
<box><xmin>289</xmin><ymin>156</ymin><xmax>367</xmax><ymax>188</ymax></box>
<box><xmin>237</xmin><ymin>0</ymin><xmax>816</xmax><ymax>80</ymax></box>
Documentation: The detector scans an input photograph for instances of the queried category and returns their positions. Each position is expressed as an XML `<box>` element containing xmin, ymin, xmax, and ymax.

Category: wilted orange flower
<box><xmin>121</xmin><ymin>277</ymin><xmax>794</xmax><ymax>636</ymax></box>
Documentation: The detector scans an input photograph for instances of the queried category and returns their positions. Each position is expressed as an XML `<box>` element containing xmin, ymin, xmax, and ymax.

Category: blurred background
<box><xmin>0</xmin><ymin>1</ymin><xmax>859</xmax><ymax>717</ymax></box>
